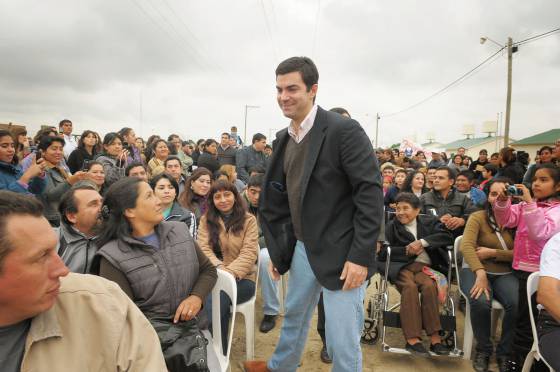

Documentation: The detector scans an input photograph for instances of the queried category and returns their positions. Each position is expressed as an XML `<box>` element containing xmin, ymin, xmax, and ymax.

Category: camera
<box><xmin>506</xmin><ymin>185</ymin><xmax>523</xmax><ymax>196</ymax></box>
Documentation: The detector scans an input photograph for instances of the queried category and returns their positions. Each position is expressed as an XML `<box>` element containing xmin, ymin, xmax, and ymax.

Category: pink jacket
<box><xmin>493</xmin><ymin>198</ymin><xmax>560</xmax><ymax>272</ymax></box>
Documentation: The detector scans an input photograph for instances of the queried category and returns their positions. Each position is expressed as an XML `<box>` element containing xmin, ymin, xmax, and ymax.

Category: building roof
<box><xmin>510</xmin><ymin>129</ymin><xmax>560</xmax><ymax>146</ymax></box>
<box><xmin>444</xmin><ymin>136</ymin><xmax>500</xmax><ymax>150</ymax></box>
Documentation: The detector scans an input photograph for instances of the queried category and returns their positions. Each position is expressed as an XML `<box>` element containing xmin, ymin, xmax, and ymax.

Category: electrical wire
<box><xmin>158</xmin><ymin>0</ymin><xmax>221</xmax><ymax>72</ymax></box>
<box><xmin>128</xmin><ymin>0</ymin><xmax>206</xmax><ymax>70</ymax></box>
<box><xmin>514</xmin><ymin>27</ymin><xmax>560</xmax><ymax>46</ymax></box>
<box><xmin>143</xmin><ymin>0</ymin><xmax>208</xmax><ymax>70</ymax></box>
<box><xmin>311</xmin><ymin>0</ymin><xmax>322</xmax><ymax>58</ymax></box>
<box><xmin>260</xmin><ymin>0</ymin><xmax>279</xmax><ymax>63</ymax></box>
<box><xmin>380</xmin><ymin>47</ymin><xmax>505</xmax><ymax>118</ymax></box>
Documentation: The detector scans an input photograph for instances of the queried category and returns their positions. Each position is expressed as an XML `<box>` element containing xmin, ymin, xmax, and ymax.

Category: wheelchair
<box><xmin>361</xmin><ymin>243</ymin><xmax>463</xmax><ymax>358</ymax></box>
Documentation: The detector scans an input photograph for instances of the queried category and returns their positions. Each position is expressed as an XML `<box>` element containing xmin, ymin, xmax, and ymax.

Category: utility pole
<box><xmin>375</xmin><ymin>113</ymin><xmax>380</xmax><ymax>148</ymax></box>
<box><xmin>243</xmin><ymin>105</ymin><xmax>259</xmax><ymax>145</ymax></box>
<box><xmin>504</xmin><ymin>37</ymin><xmax>513</xmax><ymax>147</ymax></box>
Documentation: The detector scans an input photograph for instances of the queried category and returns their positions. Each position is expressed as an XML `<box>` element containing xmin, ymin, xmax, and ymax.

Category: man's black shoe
<box><xmin>501</xmin><ymin>358</ymin><xmax>520</xmax><ymax>372</ymax></box>
<box><xmin>497</xmin><ymin>356</ymin><xmax>510</xmax><ymax>372</ymax></box>
<box><xmin>405</xmin><ymin>342</ymin><xmax>430</xmax><ymax>357</ymax></box>
<box><xmin>320</xmin><ymin>345</ymin><xmax>332</xmax><ymax>364</ymax></box>
<box><xmin>430</xmin><ymin>342</ymin><xmax>451</xmax><ymax>356</ymax></box>
<box><xmin>472</xmin><ymin>351</ymin><xmax>491</xmax><ymax>372</ymax></box>
<box><xmin>258</xmin><ymin>315</ymin><xmax>277</xmax><ymax>333</ymax></box>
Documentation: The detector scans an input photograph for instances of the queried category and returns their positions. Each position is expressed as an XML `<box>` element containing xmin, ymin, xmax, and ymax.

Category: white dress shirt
<box><xmin>287</xmin><ymin>104</ymin><xmax>318</xmax><ymax>144</ymax></box>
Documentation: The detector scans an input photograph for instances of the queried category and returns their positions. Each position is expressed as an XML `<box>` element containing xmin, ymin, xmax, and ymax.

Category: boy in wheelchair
<box><xmin>378</xmin><ymin>192</ymin><xmax>455</xmax><ymax>356</ymax></box>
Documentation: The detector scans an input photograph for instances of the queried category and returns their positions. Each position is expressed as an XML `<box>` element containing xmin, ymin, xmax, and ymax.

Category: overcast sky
<box><xmin>1</xmin><ymin>0</ymin><xmax>559</xmax><ymax>147</ymax></box>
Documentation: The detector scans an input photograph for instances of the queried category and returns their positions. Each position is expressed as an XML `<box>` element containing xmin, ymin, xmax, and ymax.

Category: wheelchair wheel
<box><xmin>361</xmin><ymin>296</ymin><xmax>381</xmax><ymax>345</ymax></box>
<box><xmin>361</xmin><ymin>318</ymin><xmax>379</xmax><ymax>345</ymax></box>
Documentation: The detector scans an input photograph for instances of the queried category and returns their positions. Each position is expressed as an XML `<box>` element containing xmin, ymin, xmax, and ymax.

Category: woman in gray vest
<box><xmin>93</xmin><ymin>177</ymin><xmax>217</xmax><ymax>372</ymax></box>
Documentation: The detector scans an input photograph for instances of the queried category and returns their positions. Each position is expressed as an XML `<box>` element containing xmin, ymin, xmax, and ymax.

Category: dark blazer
<box><xmin>259</xmin><ymin>106</ymin><xmax>384</xmax><ymax>290</ymax></box>
<box><xmin>381</xmin><ymin>215</ymin><xmax>454</xmax><ymax>283</ymax></box>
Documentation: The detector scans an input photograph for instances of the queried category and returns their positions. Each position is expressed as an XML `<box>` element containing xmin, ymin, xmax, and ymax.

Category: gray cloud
<box><xmin>0</xmin><ymin>0</ymin><xmax>558</xmax><ymax>146</ymax></box>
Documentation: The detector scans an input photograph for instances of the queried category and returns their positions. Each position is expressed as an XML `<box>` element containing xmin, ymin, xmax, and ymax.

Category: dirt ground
<box><xmin>228</xmin><ymin>274</ymin><xmax>501</xmax><ymax>372</ymax></box>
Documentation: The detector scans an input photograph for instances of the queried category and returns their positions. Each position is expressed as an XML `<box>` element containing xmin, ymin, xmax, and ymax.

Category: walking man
<box><xmin>244</xmin><ymin>57</ymin><xmax>383</xmax><ymax>372</ymax></box>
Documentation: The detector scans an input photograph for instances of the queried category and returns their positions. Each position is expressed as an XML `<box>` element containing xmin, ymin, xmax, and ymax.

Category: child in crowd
<box><xmin>479</xmin><ymin>163</ymin><xmax>498</xmax><ymax>189</ymax></box>
<box><xmin>492</xmin><ymin>163</ymin><xmax>560</xmax><ymax>370</ymax></box>
<box><xmin>384</xmin><ymin>169</ymin><xmax>407</xmax><ymax>211</ymax></box>
<box><xmin>383</xmin><ymin>175</ymin><xmax>393</xmax><ymax>197</ymax></box>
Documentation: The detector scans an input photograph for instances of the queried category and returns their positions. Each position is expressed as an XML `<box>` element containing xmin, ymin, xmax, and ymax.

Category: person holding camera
<box><xmin>492</xmin><ymin>163</ymin><xmax>560</xmax><ymax>371</ymax></box>
<box><xmin>95</xmin><ymin>133</ymin><xmax>129</xmax><ymax>188</ymax></box>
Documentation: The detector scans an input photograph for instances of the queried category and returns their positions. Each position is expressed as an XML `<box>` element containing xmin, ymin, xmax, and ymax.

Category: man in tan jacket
<box><xmin>0</xmin><ymin>190</ymin><xmax>166</xmax><ymax>372</ymax></box>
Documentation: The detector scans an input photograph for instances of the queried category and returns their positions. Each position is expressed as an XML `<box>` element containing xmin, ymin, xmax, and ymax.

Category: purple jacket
<box><xmin>493</xmin><ymin>198</ymin><xmax>560</xmax><ymax>272</ymax></box>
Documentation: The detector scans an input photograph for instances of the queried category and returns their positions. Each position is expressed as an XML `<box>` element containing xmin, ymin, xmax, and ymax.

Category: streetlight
<box><xmin>480</xmin><ymin>35</ymin><xmax>519</xmax><ymax>147</ymax></box>
<box><xmin>244</xmin><ymin>105</ymin><xmax>260</xmax><ymax>145</ymax></box>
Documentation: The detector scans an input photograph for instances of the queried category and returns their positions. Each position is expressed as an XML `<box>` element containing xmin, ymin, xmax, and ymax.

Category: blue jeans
<box><xmin>268</xmin><ymin>241</ymin><xmax>366</xmax><ymax>372</ymax></box>
<box><xmin>459</xmin><ymin>269</ymin><xmax>518</xmax><ymax>357</ymax></box>
<box><xmin>205</xmin><ymin>278</ymin><xmax>255</xmax><ymax>353</ymax></box>
<box><xmin>259</xmin><ymin>248</ymin><xmax>280</xmax><ymax>315</ymax></box>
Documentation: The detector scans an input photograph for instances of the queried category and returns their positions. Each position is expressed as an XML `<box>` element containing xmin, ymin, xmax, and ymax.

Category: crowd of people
<box><xmin>1</xmin><ymin>55</ymin><xmax>560</xmax><ymax>372</ymax></box>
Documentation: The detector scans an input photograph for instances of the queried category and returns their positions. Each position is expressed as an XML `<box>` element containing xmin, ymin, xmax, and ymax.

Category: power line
<box><xmin>380</xmin><ymin>47</ymin><xmax>505</xmax><ymax>118</ymax></box>
<box><xmin>158</xmin><ymin>0</ymin><xmax>220</xmax><ymax>72</ymax></box>
<box><xmin>143</xmin><ymin>0</ymin><xmax>208</xmax><ymax>70</ymax></box>
<box><xmin>311</xmin><ymin>0</ymin><xmax>322</xmax><ymax>58</ymax></box>
<box><xmin>260</xmin><ymin>0</ymin><xmax>279</xmax><ymax>62</ymax></box>
<box><xmin>514</xmin><ymin>27</ymin><xmax>560</xmax><ymax>46</ymax></box>
<box><xmin>128</xmin><ymin>0</ymin><xmax>205</xmax><ymax>69</ymax></box>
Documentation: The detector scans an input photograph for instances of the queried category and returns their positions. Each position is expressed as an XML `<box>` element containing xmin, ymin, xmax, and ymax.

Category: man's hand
<box><xmin>268</xmin><ymin>261</ymin><xmax>281</xmax><ymax>281</ymax></box>
<box><xmin>445</xmin><ymin>217</ymin><xmax>465</xmax><ymax>230</ymax></box>
<box><xmin>174</xmin><ymin>295</ymin><xmax>202</xmax><ymax>323</ymax></box>
<box><xmin>340</xmin><ymin>261</ymin><xmax>367</xmax><ymax>291</ymax></box>
<box><xmin>440</xmin><ymin>214</ymin><xmax>452</xmax><ymax>224</ymax></box>
<box><xmin>406</xmin><ymin>240</ymin><xmax>424</xmax><ymax>256</ymax></box>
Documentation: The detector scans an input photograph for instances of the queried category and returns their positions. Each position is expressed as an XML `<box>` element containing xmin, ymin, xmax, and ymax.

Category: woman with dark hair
<box><xmin>0</xmin><ymin>130</ymin><xmax>46</xmax><ymax>194</ymax></box>
<box><xmin>84</xmin><ymin>160</ymin><xmax>106</xmax><ymax>194</ymax></box>
<box><xmin>95</xmin><ymin>132</ymin><xmax>128</xmax><ymax>188</ymax></box>
<box><xmin>496</xmin><ymin>147</ymin><xmax>525</xmax><ymax>184</ymax></box>
<box><xmin>197</xmin><ymin>179</ymin><xmax>259</xmax><ymax>352</ymax></box>
<box><xmin>150</xmin><ymin>172</ymin><xmax>197</xmax><ymax>238</ymax></box>
<box><xmin>191</xmin><ymin>139</ymin><xmax>205</xmax><ymax>166</ymax></box>
<box><xmin>94</xmin><ymin>177</ymin><xmax>217</xmax><ymax>372</ymax></box>
<box><xmin>197</xmin><ymin>139</ymin><xmax>220</xmax><ymax>174</ymax></box>
<box><xmin>143</xmin><ymin>134</ymin><xmax>161</xmax><ymax>162</ymax></box>
<box><xmin>11</xmin><ymin>126</ymin><xmax>30</xmax><ymax>164</ymax></box>
<box><xmin>459</xmin><ymin>177</ymin><xmax>518</xmax><ymax>372</ymax></box>
<box><xmin>382</xmin><ymin>192</ymin><xmax>454</xmax><ymax>356</ymax></box>
<box><xmin>523</xmin><ymin>145</ymin><xmax>554</xmax><ymax>189</ymax></box>
<box><xmin>178</xmin><ymin>167</ymin><xmax>213</xmax><ymax>223</ymax></box>
<box><xmin>119</xmin><ymin>127</ymin><xmax>143</xmax><ymax>165</ymax></box>
<box><xmin>401</xmin><ymin>170</ymin><xmax>429</xmax><ymax>197</ymax></box>
<box><xmin>37</xmin><ymin>136</ymin><xmax>88</xmax><ymax>226</ymax></box>
<box><xmin>451</xmin><ymin>154</ymin><xmax>466</xmax><ymax>173</ymax></box>
<box><xmin>67</xmin><ymin>130</ymin><xmax>98</xmax><ymax>173</ymax></box>
<box><xmin>147</xmin><ymin>139</ymin><xmax>169</xmax><ymax>177</ymax></box>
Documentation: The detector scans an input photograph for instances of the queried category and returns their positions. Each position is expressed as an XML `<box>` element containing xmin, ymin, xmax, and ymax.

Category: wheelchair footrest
<box><xmin>383</xmin><ymin>311</ymin><xmax>456</xmax><ymax>331</ymax></box>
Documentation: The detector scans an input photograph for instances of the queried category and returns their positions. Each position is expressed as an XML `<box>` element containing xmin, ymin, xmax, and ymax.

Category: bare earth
<box><xmin>228</xmin><ymin>275</ymin><xmax>500</xmax><ymax>372</ymax></box>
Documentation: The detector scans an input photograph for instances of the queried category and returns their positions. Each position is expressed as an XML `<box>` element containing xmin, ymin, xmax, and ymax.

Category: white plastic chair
<box><xmin>453</xmin><ymin>236</ymin><xmax>504</xmax><ymax>360</ymax></box>
<box><xmin>522</xmin><ymin>272</ymin><xmax>554</xmax><ymax>372</ymax></box>
<box><xmin>204</xmin><ymin>269</ymin><xmax>237</xmax><ymax>372</ymax></box>
<box><xmin>235</xmin><ymin>248</ymin><xmax>260</xmax><ymax>360</ymax></box>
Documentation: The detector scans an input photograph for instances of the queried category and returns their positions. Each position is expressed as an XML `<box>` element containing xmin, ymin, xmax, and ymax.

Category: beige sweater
<box><xmin>197</xmin><ymin>213</ymin><xmax>259</xmax><ymax>282</ymax></box>
<box><xmin>460</xmin><ymin>210</ymin><xmax>514</xmax><ymax>273</ymax></box>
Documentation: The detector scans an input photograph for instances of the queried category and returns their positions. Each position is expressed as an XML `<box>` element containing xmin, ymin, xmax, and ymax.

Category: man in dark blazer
<box><xmin>244</xmin><ymin>57</ymin><xmax>383</xmax><ymax>372</ymax></box>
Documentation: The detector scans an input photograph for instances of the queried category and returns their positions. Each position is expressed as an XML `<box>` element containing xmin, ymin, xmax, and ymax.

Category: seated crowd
<box><xmin>0</xmin><ymin>119</ymin><xmax>559</xmax><ymax>372</ymax></box>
